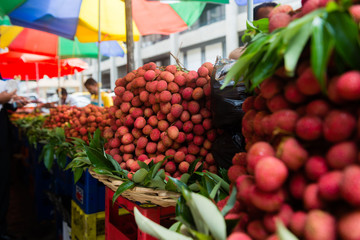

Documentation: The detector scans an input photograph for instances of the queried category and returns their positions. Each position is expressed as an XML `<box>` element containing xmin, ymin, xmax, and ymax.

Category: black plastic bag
<box><xmin>211</xmin><ymin>57</ymin><xmax>248</xmax><ymax>128</ymax></box>
<box><xmin>209</xmin><ymin>57</ymin><xmax>248</xmax><ymax>169</ymax></box>
<box><xmin>212</xmin><ymin>127</ymin><xmax>245</xmax><ymax>169</ymax></box>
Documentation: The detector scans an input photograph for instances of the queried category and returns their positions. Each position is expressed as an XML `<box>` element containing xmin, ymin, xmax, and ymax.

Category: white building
<box><xmin>82</xmin><ymin>0</ymin><xmax>301</xmax><ymax>90</ymax></box>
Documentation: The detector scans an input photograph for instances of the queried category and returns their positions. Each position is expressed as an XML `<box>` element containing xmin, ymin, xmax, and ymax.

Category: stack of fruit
<box><xmin>224</xmin><ymin>1</ymin><xmax>360</xmax><ymax>240</ymax></box>
<box><xmin>103</xmin><ymin>62</ymin><xmax>218</xmax><ymax>178</ymax></box>
<box><xmin>44</xmin><ymin>105</ymin><xmax>110</xmax><ymax>142</ymax></box>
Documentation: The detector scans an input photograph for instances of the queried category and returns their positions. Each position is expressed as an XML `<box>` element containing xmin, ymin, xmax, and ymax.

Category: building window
<box><xmin>117</xmin><ymin>66</ymin><xmax>127</xmax><ymax>79</ymax></box>
<box><xmin>101</xmin><ymin>55</ymin><xmax>110</xmax><ymax>61</ymax></box>
<box><xmin>155</xmin><ymin>57</ymin><xmax>170</xmax><ymax>67</ymax></box>
<box><xmin>141</xmin><ymin>34</ymin><xmax>170</xmax><ymax>48</ymax></box>
<box><xmin>101</xmin><ymin>70</ymin><xmax>111</xmax><ymax>89</ymax></box>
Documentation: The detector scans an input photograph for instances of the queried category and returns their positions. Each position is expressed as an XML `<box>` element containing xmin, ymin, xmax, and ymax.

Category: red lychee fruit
<box><xmin>269</xmin><ymin>13</ymin><xmax>291</xmax><ymax>32</ymax></box>
<box><xmin>336</xmin><ymin>71</ymin><xmax>360</xmax><ymax>101</ymax></box>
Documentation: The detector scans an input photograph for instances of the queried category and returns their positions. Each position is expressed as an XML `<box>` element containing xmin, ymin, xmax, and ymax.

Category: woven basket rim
<box><xmin>89</xmin><ymin>168</ymin><xmax>180</xmax><ymax>207</ymax></box>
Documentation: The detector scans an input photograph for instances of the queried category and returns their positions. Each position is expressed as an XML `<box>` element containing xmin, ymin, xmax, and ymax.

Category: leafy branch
<box><xmin>223</xmin><ymin>4</ymin><xmax>360</xmax><ymax>92</ymax></box>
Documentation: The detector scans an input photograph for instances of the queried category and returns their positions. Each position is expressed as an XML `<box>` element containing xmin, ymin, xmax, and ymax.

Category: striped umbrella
<box><xmin>5</xmin><ymin>0</ymin><xmax>206</xmax><ymax>42</ymax></box>
<box><xmin>0</xmin><ymin>25</ymin><xmax>125</xmax><ymax>58</ymax></box>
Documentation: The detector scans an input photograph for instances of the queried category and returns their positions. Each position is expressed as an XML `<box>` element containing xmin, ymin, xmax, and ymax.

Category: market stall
<box><xmin>6</xmin><ymin>0</ymin><xmax>360</xmax><ymax>239</ymax></box>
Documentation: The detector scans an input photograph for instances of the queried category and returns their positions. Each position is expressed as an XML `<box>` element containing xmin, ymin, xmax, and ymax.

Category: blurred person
<box><xmin>254</xmin><ymin>2</ymin><xmax>278</xmax><ymax>19</ymax></box>
<box><xmin>84</xmin><ymin>78</ymin><xmax>113</xmax><ymax>107</ymax></box>
<box><xmin>229</xmin><ymin>2</ymin><xmax>277</xmax><ymax>60</ymax></box>
<box><xmin>0</xmin><ymin>80</ymin><xmax>28</xmax><ymax>240</ymax></box>
<box><xmin>56</xmin><ymin>88</ymin><xmax>90</xmax><ymax>107</ymax></box>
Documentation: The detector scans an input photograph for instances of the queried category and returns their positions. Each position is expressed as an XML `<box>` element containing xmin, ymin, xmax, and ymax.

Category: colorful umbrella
<box><xmin>0</xmin><ymin>51</ymin><xmax>88</xmax><ymax>80</ymax></box>
<box><xmin>147</xmin><ymin>0</ymin><xmax>229</xmax><ymax>4</ymax></box>
<box><xmin>5</xmin><ymin>0</ymin><xmax>206</xmax><ymax>42</ymax></box>
<box><xmin>0</xmin><ymin>25</ymin><xmax>125</xmax><ymax>58</ymax></box>
<box><xmin>0</xmin><ymin>0</ymin><xmax>25</xmax><ymax>17</ymax></box>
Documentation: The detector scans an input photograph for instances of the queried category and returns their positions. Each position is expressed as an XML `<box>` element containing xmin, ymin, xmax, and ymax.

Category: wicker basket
<box><xmin>89</xmin><ymin>169</ymin><xmax>180</xmax><ymax>207</ymax></box>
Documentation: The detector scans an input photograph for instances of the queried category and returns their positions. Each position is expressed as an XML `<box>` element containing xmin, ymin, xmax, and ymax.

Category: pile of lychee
<box><xmin>225</xmin><ymin>63</ymin><xmax>360</xmax><ymax>240</ymax></box>
<box><xmin>44</xmin><ymin>105</ymin><xmax>110</xmax><ymax>143</ymax></box>
<box><xmin>268</xmin><ymin>0</ymin><xmax>360</xmax><ymax>33</ymax></box>
<box><xmin>103</xmin><ymin>62</ymin><xmax>218</xmax><ymax>179</ymax></box>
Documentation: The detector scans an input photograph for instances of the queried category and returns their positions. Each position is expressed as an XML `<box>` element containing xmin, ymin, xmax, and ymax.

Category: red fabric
<box><xmin>8</xmin><ymin>28</ymin><xmax>59</xmax><ymax>56</ymax></box>
<box><xmin>0</xmin><ymin>51</ymin><xmax>87</xmax><ymax>80</ymax></box>
<box><xmin>133</xmin><ymin>0</ymin><xmax>187</xmax><ymax>35</ymax></box>
<box><xmin>0</xmin><ymin>60</ymin><xmax>86</xmax><ymax>80</ymax></box>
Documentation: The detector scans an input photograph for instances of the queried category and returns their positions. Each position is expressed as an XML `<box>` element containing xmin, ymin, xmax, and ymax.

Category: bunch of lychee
<box><xmin>103</xmin><ymin>62</ymin><xmax>218</xmax><ymax>179</ymax></box>
<box><xmin>225</xmin><ymin>65</ymin><xmax>360</xmax><ymax>238</ymax></box>
<box><xmin>268</xmin><ymin>1</ymin><xmax>360</xmax><ymax>33</ymax></box>
<box><xmin>44</xmin><ymin>105</ymin><xmax>110</xmax><ymax>143</ymax></box>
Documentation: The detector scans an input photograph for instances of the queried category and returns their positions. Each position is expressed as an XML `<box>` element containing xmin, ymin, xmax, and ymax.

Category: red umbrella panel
<box><xmin>0</xmin><ymin>52</ymin><xmax>88</xmax><ymax>80</ymax></box>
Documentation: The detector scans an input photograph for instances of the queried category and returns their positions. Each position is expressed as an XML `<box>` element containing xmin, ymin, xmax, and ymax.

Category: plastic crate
<box><xmin>54</xmin><ymin>157</ymin><xmax>73</xmax><ymax>196</ymax></box>
<box><xmin>31</xmin><ymin>144</ymin><xmax>54</xmax><ymax>221</ymax></box>
<box><xmin>71</xmin><ymin>200</ymin><xmax>105</xmax><ymax>240</ymax></box>
<box><xmin>105</xmin><ymin>187</ymin><xmax>176</xmax><ymax>240</ymax></box>
<box><xmin>72</xmin><ymin>169</ymin><xmax>105</xmax><ymax>214</ymax></box>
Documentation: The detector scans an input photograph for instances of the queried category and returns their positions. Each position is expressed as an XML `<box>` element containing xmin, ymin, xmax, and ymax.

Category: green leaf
<box><xmin>134</xmin><ymin>207</ymin><xmax>192</xmax><ymax>240</ymax></box>
<box><xmin>169</xmin><ymin>222</ymin><xmax>182</xmax><ymax>233</ymax></box>
<box><xmin>311</xmin><ymin>16</ymin><xmax>334</xmax><ymax>92</ymax></box>
<box><xmin>209</xmin><ymin>181</ymin><xmax>222</xmax><ymax>200</ymax></box>
<box><xmin>149</xmin><ymin>161</ymin><xmax>163</xmax><ymax>179</ymax></box>
<box><xmin>188</xmin><ymin>158</ymin><xmax>201</xmax><ymax>175</ymax></box>
<box><xmin>89</xmin><ymin>128</ymin><xmax>102</xmax><ymax>149</ymax></box>
<box><xmin>155</xmin><ymin>169</ymin><xmax>166</xmax><ymax>180</ymax></box>
<box><xmin>133</xmin><ymin>168</ymin><xmax>149</xmax><ymax>184</ymax></box>
<box><xmin>197</xmin><ymin>182</ymin><xmax>210</xmax><ymax>198</ymax></box>
<box><xmin>176</xmin><ymin>196</ymin><xmax>196</xmax><ymax>229</ymax></box>
<box><xmin>43</xmin><ymin>146</ymin><xmax>54</xmax><ymax>170</ymax></box>
<box><xmin>84</xmin><ymin>146</ymin><xmax>113</xmax><ymax>171</ymax></box>
<box><xmin>57</xmin><ymin>151</ymin><xmax>67</xmax><ymax>169</ymax></box>
<box><xmin>187</xmin><ymin>191</ymin><xmax>227</xmax><ymax>240</ymax></box>
<box><xmin>248</xmin><ymin>39</ymin><xmax>283</xmax><ymax>90</ymax></box>
<box><xmin>188</xmin><ymin>229</ymin><xmax>213</xmax><ymax>240</ymax></box>
<box><xmin>39</xmin><ymin>145</ymin><xmax>46</xmax><ymax>163</ymax></box>
<box><xmin>147</xmin><ymin>176</ymin><xmax>166</xmax><ymax>189</ymax></box>
<box><xmin>276</xmin><ymin>220</ymin><xmax>299</xmax><ymax>240</ymax></box>
<box><xmin>242</xmin><ymin>19</ymin><xmax>269</xmax><ymax>43</ymax></box>
<box><xmin>114</xmin><ymin>169</ymin><xmax>129</xmax><ymax>179</ymax></box>
<box><xmin>112</xmin><ymin>181</ymin><xmax>135</xmax><ymax>204</ymax></box>
<box><xmin>55</xmin><ymin>127</ymin><xmax>65</xmax><ymax>140</ymax></box>
<box><xmin>137</xmin><ymin>161</ymin><xmax>150</xmax><ymax>171</ymax></box>
<box><xmin>221</xmin><ymin>187</ymin><xmax>237</xmax><ymax>217</ymax></box>
<box><xmin>72</xmin><ymin>156</ymin><xmax>91</xmax><ymax>165</ymax></box>
<box><xmin>326</xmin><ymin>1</ymin><xmax>339</xmax><ymax>12</ymax></box>
<box><xmin>218</xmin><ymin>168</ymin><xmax>229</xmax><ymax>184</ymax></box>
<box><xmin>106</xmin><ymin>154</ymin><xmax>123</xmax><ymax>173</ymax></box>
<box><xmin>180</xmin><ymin>173</ymin><xmax>191</xmax><ymax>184</ymax></box>
<box><xmin>73</xmin><ymin>168</ymin><xmax>84</xmax><ymax>183</ymax></box>
<box><xmin>326</xmin><ymin>11</ymin><xmax>360</xmax><ymax>70</ymax></box>
<box><xmin>182</xmin><ymin>188</ymin><xmax>209</xmax><ymax>235</ymax></box>
<box><xmin>167</xmin><ymin>176</ymin><xmax>189</xmax><ymax>192</ymax></box>
<box><xmin>205</xmin><ymin>172</ymin><xmax>230</xmax><ymax>193</ymax></box>
<box><xmin>165</xmin><ymin>178</ymin><xmax>178</xmax><ymax>192</ymax></box>
<box><xmin>222</xmin><ymin>33</ymin><xmax>271</xmax><ymax>90</ymax></box>
<box><xmin>339</xmin><ymin>0</ymin><xmax>352</xmax><ymax>10</ymax></box>
<box><xmin>253</xmin><ymin>18</ymin><xmax>269</xmax><ymax>33</ymax></box>
<box><xmin>188</xmin><ymin>183</ymin><xmax>200</xmax><ymax>192</ymax></box>
<box><xmin>92</xmin><ymin>168</ymin><xmax>113</xmax><ymax>175</ymax></box>
<box><xmin>70</xmin><ymin>137</ymin><xmax>86</xmax><ymax>145</ymax></box>
<box><xmin>203</xmin><ymin>175</ymin><xmax>215</xmax><ymax>196</ymax></box>
<box><xmin>284</xmin><ymin>20</ymin><xmax>312</xmax><ymax>76</ymax></box>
